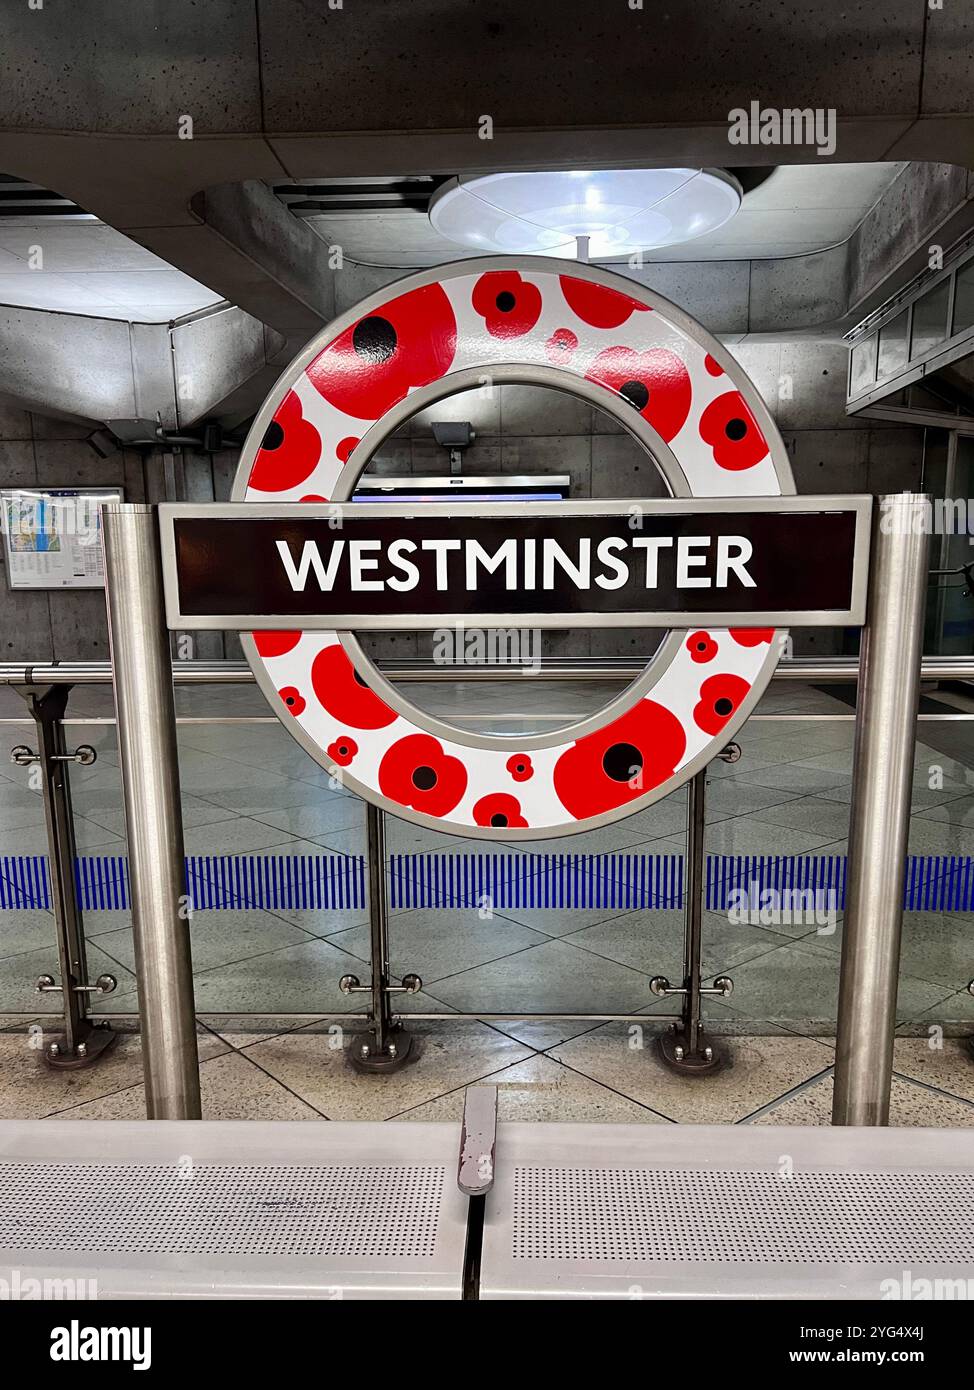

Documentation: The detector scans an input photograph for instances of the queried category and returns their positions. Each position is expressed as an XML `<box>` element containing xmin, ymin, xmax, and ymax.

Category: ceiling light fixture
<box><xmin>429</xmin><ymin>168</ymin><xmax>742</xmax><ymax>260</ymax></box>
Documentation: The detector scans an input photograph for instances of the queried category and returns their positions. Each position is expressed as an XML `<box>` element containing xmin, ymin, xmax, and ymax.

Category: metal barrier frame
<box><xmin>0</xmin><ymin>495</ymin><xmax>957</xmax><ymax>1120</ymax></box>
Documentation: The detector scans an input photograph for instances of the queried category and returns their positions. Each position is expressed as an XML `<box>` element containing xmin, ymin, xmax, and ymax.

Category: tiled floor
<box><xmin>0</xmin><ymin>1014</ymin><xmax>972</xmax><ymax>1128</ymax></box>
<box><xmin>0</xmin><ymin>677</ymin><xmax>971</xmax><ymax>1125</ymax></box>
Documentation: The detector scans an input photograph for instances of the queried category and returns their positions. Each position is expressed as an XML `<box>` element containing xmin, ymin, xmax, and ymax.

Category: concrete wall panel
<box><xmin>629</xmin><ymin>261</ymin><xmax>751</xmax><ymax>337</ymax></box>
<box><xmin>921</xmin><ymin>6</ymin><xmax>974</xmax><ymax>115</ymax></box>
<box><xmin>777</xmin><ymin>340</ymin><xmax>861</xmax><ymax>431</ymax></box>
<box><xmin>847</xmin><ymin>162</ymin><xmax>970</xmax><ymax>310</ymax></box>
<box><xmin>0</xmin><ymin>2</ymin><xmax>261</xmax><ymax>135</ymax></box>
<box><xmin>257</xmin><ymin>0</ymin><xmax>925</xmax><ymax>132</ymax></box>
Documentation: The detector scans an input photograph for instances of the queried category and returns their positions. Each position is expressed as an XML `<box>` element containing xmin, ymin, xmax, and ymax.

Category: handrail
<box><xmin>0</xmin><ymin>657</ymin><xmax>973</xmax><ymax>685</ymax></box>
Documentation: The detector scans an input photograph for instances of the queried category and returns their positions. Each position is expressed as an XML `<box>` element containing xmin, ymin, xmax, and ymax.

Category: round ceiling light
<box><xmin>428</xmin><ymin>168</ymin><xmax>742</xmax><ymax>260</ymax></box>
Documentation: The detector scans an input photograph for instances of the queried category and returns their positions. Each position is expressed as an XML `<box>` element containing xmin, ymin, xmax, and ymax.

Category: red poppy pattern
<box><xmin>310</xmin><ymin>645</ymin><xmax>397</xmax><ymax>730</ymax></box>
<box><xmin>379</xmin><ymin>734</ymin><xmax>467</xmax><ymax>816</ymax></box>
<box><xmin>560</xmin><ymin>276</ymin><xmax>650</xmax><ymax>329</ymax></box>
<box><xmin>472</xmin><ymin>271</ymin><xmax>543</xmax><ymax>339</ymax></box>
<box><xmin>506</xmin><ymin>754</ymin><xmax>533</xmax><ymax>782</ymax></box>
<box><xmin>473</xmin><ymin>793</ymin><xmax>528</xmax><ymax>829</ymax></box>
<box><xmin>585</xmin><ymin>346</ymin><xmax>692</xmax><ymax>442</ymax></box>
<box><xmin>327</xmin><ymin>736</ymin><xmax>358</xmax><ymax>767</ymax></box>
<box><xmin>693</xmin><ymin>674</ymin><xmax>752</xmax><ymax>735</ymax></box>
<box><xmin>279</xmin><ymin>686</ymin><xmax>305</xmax><ymax>717</ymax></box>
<box><xmin>250</xmin><ymin>390</ymin><xmax>322</xmax><ymax>493</ymax></box>
<box><xmin>545</xmin><ymin>327</ymin><xmax>578</xmax><ymax>365</ymax></box>
<box><xmin>242</xmin><ymin>263</ymin><xmax>789</xmax><ymax>833</ymax></box>
<box><xmin>554</xmin><ymin>701</ymin><xmax>687</xmax><ymax>819</ymax></box>
<box><xmin>699</xmin><ymin>390</ymin><xmax>769</xmax><ymax>471</ymax></box>
<box><xmin>254</xmin><ymin>631</ymin><xmax>301</xmax><ymax>658</ymax></box>
<box><xmin>686</xmin><ymin>631</ymin><xmax>718</xmax><ymax>664</ymax></box>
<box><xmin>730</xmin><ymin>628</ymin><xmax>774</xmax><ymax>647</ymax></box>
<box><xmin>307</xmin><ymin>284</ymin><xmax>457</xmax><ymax>420</ymax></box>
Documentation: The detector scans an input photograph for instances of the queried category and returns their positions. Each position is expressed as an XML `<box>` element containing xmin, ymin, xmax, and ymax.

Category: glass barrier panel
<box><xmin>1</xmin><ymin>681</ymin><xmax>971</xmax><ymax>1053</ymax></box>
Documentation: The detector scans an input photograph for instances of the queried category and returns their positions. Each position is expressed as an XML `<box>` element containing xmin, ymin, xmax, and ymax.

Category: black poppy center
<box><xmin>352</xmin><ymin>315</ymin><xmax>397</xmax><ymax>365</ymax></box>
<box><xmin>603</xmin><ymin>742</ymin><xmax>642</xmax><ymax>783</ymax></box>
<box><xmin>724</xmin><ymin>417</ymin><xmax>747</xmax><ymax>441</ymax></box>
<box><xmin>285</xmin><ymin>694</ymin><xmax>296</xmax><ymax>706</ymax></box>
<box><xmin>620</xmin><ymin>379</ymin><xmax>649</xmax><ymax>411</ymax></box>
<box><xmin>261</xmin><ymin>420</ymin><xmax>284</xmax><ymax>451</ymax></box>
<box><xmin>412</xmin><ymin>765</ymin><xmax>437</xmax><ymax>791</ymax></box>
<box><xmin>696</xmin><ymin>640</ymin><xmax>707</xmax><ymax>652</ymax></box>
<box><xmin>714</xmin><ymin>697</ymin><xmax>733</xmax><ymax>716</ymax></box>
<box><xmin>495</xmin><ymin>291</ymin><xmax>516</xmax><ymax>312</ymax></box>
<box><xmin>490</xmin><ymin>813</ymin><xmax>508</xmax><ymax>827</ymax></box>
<box><xmin>338</xmin><ymin>744</ymin><xmax>349</xmax><ymax>756</ymax></box>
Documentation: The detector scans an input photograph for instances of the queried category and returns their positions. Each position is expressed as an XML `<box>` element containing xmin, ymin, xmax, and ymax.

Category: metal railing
<box><xmin>2</xmin><ymin>656</ymin><xmax>974</xmax><ymax>686</ymax></box>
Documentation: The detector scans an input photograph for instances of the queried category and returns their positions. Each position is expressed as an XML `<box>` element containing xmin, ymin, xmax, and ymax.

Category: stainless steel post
<box><xmin>684</xmin><ymin>770</ymin><xmax>706</xmax><ymax>1058</ymax></box>
<box><xmin>349</xmin><ymin>804</ymin><xmax>416</xmax><ymax>1073</ymax></box>
<box><xmin>368</xmin><ymin>803</ymin><xmax>392</xmax><ymax>1058</ymax></box>
<box><xmin>655</xmin><ymin>768</ymin><xmax>727</xmax><ymax>1075</ymax></box>
<box><xmin>102</xmin><ymin>503</ymin><xmax>201</xmax><ymax>1119</ymax></box>
<box><xmin>14</xmin><ymin>683</ymin><xmax>117</xmax><ymax>1067</ymax></box>
<box><xmin>833</xmin><ymin>493</ymin><xmax>930</xmax><ymax>1126</ymax></box>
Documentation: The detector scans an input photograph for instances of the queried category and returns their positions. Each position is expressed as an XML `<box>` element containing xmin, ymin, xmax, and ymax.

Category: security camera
<box><xmin>430</xmin><ymin>420</ymin><xmax>475</xmax><ymax>474</ymax></box>
<box><xmin>430</xmin><ymin>421</ymin><xmax>475</xmax><ymax>449</ymax></box>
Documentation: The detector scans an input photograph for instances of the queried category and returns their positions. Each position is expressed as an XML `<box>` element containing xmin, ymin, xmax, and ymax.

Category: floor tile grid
<box><xmin>1</xmin><ymin>1014</ymin><xmax>973</xmax><ymax>1129</ymax></box>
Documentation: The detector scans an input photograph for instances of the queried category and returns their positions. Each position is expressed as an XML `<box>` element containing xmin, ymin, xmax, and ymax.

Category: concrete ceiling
<box><xmin>0</xmin><ymin>0</ymin><xmax>970</xmax><ymax>429</ymax></box>
<box><xmin>0</xmin><ymin>220</ymin><xmax>224</xmax><ymax>322</ymax></box>
<box><xmin>297</xmin><ymin>164</ymin><xmax>909</xmax><ymax>268</ymax></box>
<box><xmin>0</xmin><ymin>162</ymin><xmax>909</xmax><ymax>324</ymax></box>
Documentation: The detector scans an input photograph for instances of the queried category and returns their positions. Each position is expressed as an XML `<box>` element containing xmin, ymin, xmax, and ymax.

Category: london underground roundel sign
<box><xmin>159</xmin><ymin>257</ymin><xmax>870</xmax><ymax>839</ymax></box>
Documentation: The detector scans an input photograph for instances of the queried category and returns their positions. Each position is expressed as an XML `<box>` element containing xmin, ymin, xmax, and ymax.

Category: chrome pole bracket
<box><xmin>36</xmin><ymin>973</ymin><xmax>117</xmax><ymax>995</ymax></box>
<box><xmin>339</xmin><ymin>973</ymin><xmax>423</xmax><ymax>996</ymax></box>
<box><xmin>11</xmin><ymin>744</ymin><xmax>97</xmax><ymax>767</ymax></box>
<box><xmin>650</xmin><ymin>975</ymin><xmax>733</xmax><ymax>999</ymax></box>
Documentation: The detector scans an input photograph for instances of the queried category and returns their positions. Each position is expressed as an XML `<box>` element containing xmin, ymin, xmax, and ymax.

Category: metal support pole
<box><xmin>348</xmin><ymin>805</ymin><xmax>416</xmax><ymax>1073</ymax></box>
<box><xmin>13</xmin><ymin>684</ymin><xmax>116</xmax><ymax>1068</ymax></box>
<box><xmin>684</xmin><ymin>769</ymin><xmax>706</xmax><ymax>1058</ymax></box>
<box><xmin>102</xmin><ymin>503</ymin><xmax>201</xmax><ymax>1119</ymax></box>
<box><xmin>833</xmin><ymin>493</ymin><xmax>930</xmax><ymax>1126</ymax></box>
<box><xmin>655</xmin><ymin>768</ymin><xmax>728</xmax><ymax>1075</ymax></box>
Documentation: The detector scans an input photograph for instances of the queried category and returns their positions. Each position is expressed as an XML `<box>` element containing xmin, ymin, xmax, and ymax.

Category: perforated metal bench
<box><xmin>478</xmin><ymin>1122</ymin><xmax>974</xmax><ymax>1300</ymax></box>
<box><xmin>0</xmin><ymin>1121</ymin><xmax>468</xmax><ymax>1300</ymax></box>
<box><xmin>2</xmin><ymin>1111</ymin><xmax>973</xmax><ymax>1300</ymax></box>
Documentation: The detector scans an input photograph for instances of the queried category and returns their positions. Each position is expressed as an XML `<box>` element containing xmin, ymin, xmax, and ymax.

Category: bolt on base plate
<box><xmin>348</xmin><ymin>1025</ymin><xmax>415</xmax><ymax>1074</ymax></box>
<box><xmin>655</xmin><ymin>1026</ymin><xmax>726</xmax><ymax>1077</ymax></box>
<box><xmin>43</xmin><ymin>1024</ymin><xmax>117</xmax><ymax>1071</ymax></box>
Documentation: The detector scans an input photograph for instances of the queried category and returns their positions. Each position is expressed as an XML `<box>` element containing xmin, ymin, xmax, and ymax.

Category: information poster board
<box><xmin>0</xmin><ymin>487</ymin><xmax>122</xmax><ymax>590</ymax></box>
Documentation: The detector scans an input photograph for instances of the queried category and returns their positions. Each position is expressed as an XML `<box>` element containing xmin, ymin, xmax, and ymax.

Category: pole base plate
<box><xmin>655</xmin><ymin>1027</ymin><xmax>726</xmax><ymax>1077</ymax></box>
<box><xmin>349</xmin><ymin>1025</ymin><xmax>415</xmax><ymax>1074</ymax></box>
<box><xmin>43</xmin><ymin>1023</ymin><xmax>117</xmax><ymax>1071</ymax></box>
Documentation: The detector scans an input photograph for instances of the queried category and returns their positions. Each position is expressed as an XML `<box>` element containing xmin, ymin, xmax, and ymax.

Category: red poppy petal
<box><xmin>253</xmin><ymin>630</ymin><xmax>301</xmax><ymax>658</ymax></box>
<box><xmin>560</xmin><ymin>276</ymin><xmax>650</xmax><ymax>329</ymax></box>
<box><xmin>311</xmin><ymin>645</ymin><xmax>397</xmax><ymax>729</ymax></box>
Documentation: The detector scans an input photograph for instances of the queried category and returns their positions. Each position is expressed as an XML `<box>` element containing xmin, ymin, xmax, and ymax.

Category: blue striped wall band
<box><xmin>1</xmin><ymin>852</ymin><xmax>971</xmax><ymax>912</ymax></box>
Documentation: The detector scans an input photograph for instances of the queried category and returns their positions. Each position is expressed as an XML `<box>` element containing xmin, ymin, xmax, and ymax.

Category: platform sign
<box><xmin>156</xmin><ymin>257</ymin><xmax>873</xmax><ymax>839</ymax></box>
<box><xmin>161</xmin><ymin>497</ymin><xmax>869</xmax><ymax>630</ymax></box>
